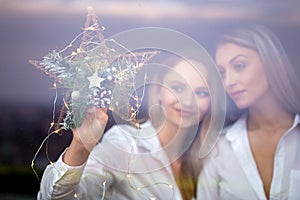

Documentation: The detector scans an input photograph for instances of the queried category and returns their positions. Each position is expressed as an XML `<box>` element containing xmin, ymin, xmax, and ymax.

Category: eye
<box><xmin>234</xmin><ymin>63</ymin><xmax>246</xmax><ymax>71</ymax></box>
<box><xmin>218</xmin><ymin>68</ymin><xmax>225</xmax><ymax>79</ymax></box>
<box><xmin>171</xmin><ymin>85</ymin><xmax>183</xmax><ymax>93</ymax></box>
<box><xmin>195</xmin><ymin>90</ymin><xmax>209</xmax><ymax>98</ymax></box>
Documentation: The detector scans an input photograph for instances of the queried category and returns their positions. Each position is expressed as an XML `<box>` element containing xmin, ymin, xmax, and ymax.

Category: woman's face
<box><xmin>216</xmin><ymin>43</ymin><xmax>270</xmax><ymax>109</ymax></box>
<box><xmin>159</xmin><ymin>60</ymin><xmax>210</xmax><ymax>128</ymax></box>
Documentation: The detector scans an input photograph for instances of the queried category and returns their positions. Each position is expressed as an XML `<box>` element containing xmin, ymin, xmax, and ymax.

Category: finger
<box><xmin>100</xmin><ymin>107</ymin><xmax>108</xmax><ymax>113</ymax></box>
<box><xmin>86</xmin><ymin>106</ymin><xmax>98</xmax><ymax>114</ymax></box>
<box><xmin>86</xmin><ymin>107</ymin><xmax>108</xmax><ymax>114</ymax></box>
<box><xmin>95</xmin><ymin>108</ymin><xmax>109</xmax><ymax>122</ymax></box>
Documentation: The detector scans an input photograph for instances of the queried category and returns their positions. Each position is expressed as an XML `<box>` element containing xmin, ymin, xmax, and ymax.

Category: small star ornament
<box><xmin>87</xmin><ymin>71</ymin><xmax>105</xmax><ymax>89</ymax></box>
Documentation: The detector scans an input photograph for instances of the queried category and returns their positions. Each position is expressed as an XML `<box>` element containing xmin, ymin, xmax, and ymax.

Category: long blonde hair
<box><xmin>145</xmin><ymin>52</ymin><xmax>224</xmax><ymax>199</ymax></box>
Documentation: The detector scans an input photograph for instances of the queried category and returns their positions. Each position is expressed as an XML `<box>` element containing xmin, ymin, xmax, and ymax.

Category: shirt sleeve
<box><xmin>37</xmin><ymin>148</ymin><xmax>113</xmax><ymax>200</ymax></box>
<box><xmin>197</xmin><ymin>153</ymin><xmax>220</xmax><ymax>200</ymax></box>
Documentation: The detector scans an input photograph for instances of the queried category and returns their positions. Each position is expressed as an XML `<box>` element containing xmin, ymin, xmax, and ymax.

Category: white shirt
<box><xmin>38</xmin><ymin>121</ymin><xmax>184</xmax><ymax>200</ymax></box>
<box><xmin>197</xmin><ymin>114</ymin><xmax>300</xmax><ymax>200</ymax></box>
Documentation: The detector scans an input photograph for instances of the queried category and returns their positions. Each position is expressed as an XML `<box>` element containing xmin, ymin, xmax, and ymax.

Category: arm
<box><xmin>38</xmin><ymin>108</ymin><xmax>109</xmax><ymax>199</ymax></box>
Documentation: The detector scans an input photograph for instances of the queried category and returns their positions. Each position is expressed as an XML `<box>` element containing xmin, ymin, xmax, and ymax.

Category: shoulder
<box><xmin>104</xmin><ymin>121</ymin><xmax>155</xmax><ymax>139</ymax></box>
<box><xmin>223</xmin><ymin>114</ymin><xmax>247</xmax><ymax>138</ymax></box>
<box><xmin>207</xmin><ymin>115</ymin><xmax>247</xmax><ymax>157</ymax></box>
<box><xmin>90</xmin><ymin>121</ymin><xmax>157</xmax><ymax>171</ymax></box>
<box><xmin>98</xmin><ymin>120</ymin><xmax>156</xmax><ymax>149</ymax></box>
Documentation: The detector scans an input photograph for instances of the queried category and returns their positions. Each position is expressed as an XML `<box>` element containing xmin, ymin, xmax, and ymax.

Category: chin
<box><xmin>235</xmin><ymin>101</ymin><xmax>249</xmax><ymax>110</ymax></box>
<box><xmin>180</xmin><ymin>119</ymin><xmax>199</xmax><ymax>128</ymax></box>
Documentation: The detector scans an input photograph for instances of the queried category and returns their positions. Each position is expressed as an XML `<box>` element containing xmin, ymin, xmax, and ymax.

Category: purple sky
<box><xmin>0</xmin><ymin>0</ymin><xmax>300</xmax><ymax>105</ymax></box>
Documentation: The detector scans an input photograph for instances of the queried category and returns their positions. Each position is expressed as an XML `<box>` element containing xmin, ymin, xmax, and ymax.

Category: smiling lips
<box><xmin>174</xmin><ymin>108</ymin><xmax>198</xmax><ymax>117</ymax></box>
<box><xmin>230</xmin><ymin>90</ymin><xmax>245</xmax><ymax>100</ymax></box>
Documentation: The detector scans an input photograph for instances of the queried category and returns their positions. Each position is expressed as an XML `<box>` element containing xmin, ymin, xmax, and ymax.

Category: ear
<box><xmin>157</xmin><ymin>86</ymin><xmax>163</xmax><ymax>104</ymax></box>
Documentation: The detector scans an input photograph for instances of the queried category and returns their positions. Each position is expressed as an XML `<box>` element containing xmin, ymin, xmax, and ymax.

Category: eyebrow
<box><xmin>229</xmin><ymin>54</ymin><xmax>247</xmax><ymax>64</ymax></box>
<box><xmin>167</xmin><ymin>81</ymin><xmax>208</xmax><ymax>89</ymax></box>
<box><xmin>196</xmin><ymin>86</ymin><xmax>209</xmax><ymax>90</ymax></box>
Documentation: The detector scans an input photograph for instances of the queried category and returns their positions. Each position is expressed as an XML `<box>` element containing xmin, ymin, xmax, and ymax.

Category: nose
<box><xmin>223</xmin><ymin>71</ymin><xmax>237</xmax><ymax>89</ymax></box>
<box><xmin>179</xmin><ymin>90</ymin><xmax>196</xmax><ymax>108</ymax></box>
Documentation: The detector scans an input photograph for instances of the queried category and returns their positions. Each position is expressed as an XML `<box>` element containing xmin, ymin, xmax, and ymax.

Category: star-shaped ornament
<box><xmin>87</xmin><ymin>71</ymin><xmax>105</xmax><ymax>89</ymax></box>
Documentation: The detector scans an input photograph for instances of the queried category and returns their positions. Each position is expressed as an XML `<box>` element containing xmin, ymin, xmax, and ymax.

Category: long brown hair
<box><xmin>216</xmin><ymin>24</ymin><xmax>300</xmax><ymax>117</ymax></box>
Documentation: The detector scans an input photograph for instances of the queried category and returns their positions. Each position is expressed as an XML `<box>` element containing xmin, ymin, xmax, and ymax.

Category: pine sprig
<box><xmin>29</xmin><ymin>8</ymin><xmax>158</xmax><ymax>130</ymax></box>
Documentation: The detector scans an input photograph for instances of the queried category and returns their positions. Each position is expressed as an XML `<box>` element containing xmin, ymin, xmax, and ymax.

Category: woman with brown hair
<box><xmin>198</xmin><ymin>24</ymin><xmax>300</xmax><ymax>200</ymax></box>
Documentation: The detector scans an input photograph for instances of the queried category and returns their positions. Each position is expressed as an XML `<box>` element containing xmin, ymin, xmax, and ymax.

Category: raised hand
<box><xmin>63</xmin><ymin>108</ymin><xmax>108</xmax><ymax>166</ymax></box>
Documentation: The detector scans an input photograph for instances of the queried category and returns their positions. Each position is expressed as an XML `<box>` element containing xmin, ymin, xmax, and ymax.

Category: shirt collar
<box><xmin>135</xmin><ymin>120</ymin><xmax>162</xmax><ymax>152</ymax></box>
<box><xmin>225</xmin><ymin>113</ymin><xmax>248</xmax><ymax>143</ymax></box>
<box><xmin>292</xmin><ymin>113</ymin><xmax>300</xmax><ymax>128</ymax></box>
<box><xmin>135</xmin><ymin>121</ymin><xmax>172</xmax><ymax>165</ymax></box>
<box><xmin>225</xmin><ymin>113</ymin><xmax>300</xmax><ymax>143</ymax></box>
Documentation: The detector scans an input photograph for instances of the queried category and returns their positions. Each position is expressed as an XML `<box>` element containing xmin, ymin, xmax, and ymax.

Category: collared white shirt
<box><xmin>197</xmin><ymin>114</ymin><xmax>300</xmax><ymax>200</ymax></box>
<box><xmin>38</xmin><ymin>121</ymin><xmax>184</xmax><ymax>200</ymax></box>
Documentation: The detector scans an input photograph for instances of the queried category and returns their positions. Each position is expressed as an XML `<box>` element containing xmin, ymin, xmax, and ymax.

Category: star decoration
<box><xmin>29</xmin><ymin>7</ymin><xmax>158</xmax><ymax>130</ymax></box>
<box><xmin>87</xmin><ymin>71</ymin><xmax>105</xmax><ymax>89</ymax></box>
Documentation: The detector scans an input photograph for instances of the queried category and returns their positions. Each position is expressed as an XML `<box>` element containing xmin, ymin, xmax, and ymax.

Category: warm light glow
<box><xmin>63</xmin><ymin>99</ymin><xmax>69</xmax><ymax>110</ymax></box>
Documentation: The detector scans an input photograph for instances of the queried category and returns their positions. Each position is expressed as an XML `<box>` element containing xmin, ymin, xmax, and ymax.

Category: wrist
<box><xmin>63</xmin><ymin>138</ymin><xmax>92</xmax><ymax>166</ymax></box>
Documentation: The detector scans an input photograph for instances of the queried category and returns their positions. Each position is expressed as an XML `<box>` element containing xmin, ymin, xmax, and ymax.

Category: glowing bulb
<box><xmin>74</xmin><ymin>193</ymin><xmax>78</xmax><ymax>198</ymax></box>
<box><xmin>86</xmin><ymin>26</ymin><xmax>95</xmax><ymax>31</ymax></box>
<box><xmin>53</xmin><ymin>82</ymin><xmax>57</xmax><ymax>88</ymax></box>
<box><xmin>169</xmin><ymin>184</ymin><xmax>173</xmax><ymax>189</ymax></box>
<box><xmin>63</xmin><ymin>99</ymin><xmax>69</xmax><ymax>109</ymax></box>
<box><xmin>137</xmin><ymin>187</ymin><xmax>141</xmax><ymax>191</ymax></box>
<box><xmin>135</xmin><ymin>123</ymin><xmax>140</xmax><ymax>129</ymax></box>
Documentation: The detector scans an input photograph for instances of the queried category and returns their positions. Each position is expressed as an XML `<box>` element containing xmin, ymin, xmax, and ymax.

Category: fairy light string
<box><xmin>31</xmin><ymin>82</ymin><xmax>61</xmax><ymax>181</ymax></box>
<box><xmin>125</xmin><ymin>127</ymin><xmax>176</xmax><ymax>199</ymax></box>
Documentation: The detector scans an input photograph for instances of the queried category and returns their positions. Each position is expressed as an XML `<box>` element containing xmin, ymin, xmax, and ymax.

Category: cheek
<box><xmin>160</xmin><ymin>89</ymin><xmax>178</xmax><ymax>105</ymax></box>
<box><xmin>197</xmin><ymin>99</ymin><xmax>210</xmax><ymax>115</ymax></box>
<box><xmin>246</xmin><ymin>68</ymin><xmax>269</xmax><ymax>94</ymax></box>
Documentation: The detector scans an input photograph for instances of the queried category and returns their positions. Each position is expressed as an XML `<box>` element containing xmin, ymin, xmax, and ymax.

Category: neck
<box><xmin>157</xmin><ymin>122</ymin><xmax>183</xmax><ymax>146</ymax></box>
<box><xmin>157</xmin><ymin>121</ymin><xmax>190</xmax><ymax>159</ymax></box>
<box><xmin>248</xmin><ymin>94</ymin><xmax>294</xmax><ymax>131</ymax></box>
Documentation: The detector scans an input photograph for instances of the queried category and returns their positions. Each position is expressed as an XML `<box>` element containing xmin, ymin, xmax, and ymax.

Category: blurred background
<box><xmin>0</xmin><ymin>0</ymin><xmax>300</xmax><ymax>199</ymax></box>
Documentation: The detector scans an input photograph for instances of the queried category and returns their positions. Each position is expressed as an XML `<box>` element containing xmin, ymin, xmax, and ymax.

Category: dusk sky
<box><xmin>1</xmin><ymin>0</ymin><xmax>300</xmax><ymax>105</ymax></box>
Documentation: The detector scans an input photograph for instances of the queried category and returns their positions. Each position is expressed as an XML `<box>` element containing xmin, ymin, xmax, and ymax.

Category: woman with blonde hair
<box><xmin>38</xmin><ymin>49</ymin><xmax>224</xmax><ymax>199</ymax></box>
